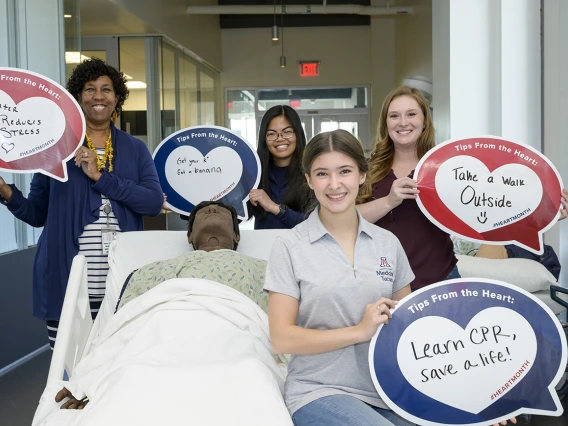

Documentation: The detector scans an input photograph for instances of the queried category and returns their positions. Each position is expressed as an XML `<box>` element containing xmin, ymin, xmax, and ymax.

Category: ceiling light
<box><xmin>123</xmin><ymin>73</ymin><xmax>133</xmax><ymax>80</ymax></box>
<box><xmin>272</xmin><ymin>0</ymin><xmax>279</xmax><ymax>41</ymax></box>
<box><xmin>125</xmin><ymin>81</ymin><xmax>147</xmax><ymax>89</ymax></box>
<box><xmin>279</xmin><ymin>1</ymin><xmax>286</xmax><ymax>68</ymax></box>
<box><xmin>64</xmin><ymin>14</ymin><xmax>72</xmax><ymax>18</ymax></box>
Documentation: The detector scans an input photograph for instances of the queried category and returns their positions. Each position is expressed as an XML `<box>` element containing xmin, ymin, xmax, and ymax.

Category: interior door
<box><xmin>298</xmin><ymin>114</ymin><xmax>314</xmax><ymax>141</ymax></box>
<box><xmin>313</xmin><ymin>114</ymin><xmax>371</xmax><ymax>154</ymax></box>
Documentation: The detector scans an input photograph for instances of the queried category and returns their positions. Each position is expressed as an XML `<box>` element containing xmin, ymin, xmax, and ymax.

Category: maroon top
<box><xmin>370</xmin><ymin>170</ymin><xmax>457</xmax><ymax>290</ymax></box>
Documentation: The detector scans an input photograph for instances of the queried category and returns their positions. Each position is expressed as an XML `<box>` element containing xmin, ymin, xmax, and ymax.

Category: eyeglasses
<box><xmin>266</xmin><ymin>129</ymin><xmax>295</xmax><ymax>141</ymax></box>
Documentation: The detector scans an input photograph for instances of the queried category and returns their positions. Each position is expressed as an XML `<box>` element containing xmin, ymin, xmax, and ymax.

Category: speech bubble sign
<box><xmin>153</xmin><ymin>126</ymin><xmax>260</xmax><ymax>220</ymax></box>
<box><xmin>369</xmin><ymin>279</ymin><xmax>567</xmax><ymax>426</ymax></box>
<box><xmin>0</xmin><ymin>67</ymin><xmax>85</xmax><ymax>181</ymax></box>
<box><xmin>414</xmin><ymin>136</ymin><xmax>563</xmax><ymax>255</ymax></box>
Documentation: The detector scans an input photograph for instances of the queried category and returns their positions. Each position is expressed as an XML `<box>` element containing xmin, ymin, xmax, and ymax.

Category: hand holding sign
<box><xmin>0</xmin><ymin>68</ymin><xmax>85</xmax><ymax>181</ymax></box>
<box><xmin>370</xmin><ymin>279</ymin><xmax>567</xmax><ymax>426</ymax></box>
<box><xmin>74</xmin><ymin>146</ymin><xmax>103</xmax><ymax>182</ymax></box>
<box><xmin>386</xmin><ymin>177</ymin><xmax>420</xmax><ymax>209</ymax></box>
<box><xmin>249</xmin><ymin>188</ymin><xmax>279</xmax><ymax>215</ymax></box>
<box><xmin>415</xmin><ymin>137</ymin><xmax>563</xmax><ymax>254</ymax></box>
<box><xmin>357</xmin><ymin>297</ymin><xmax>397</xmax><ymax>341</ymax></box>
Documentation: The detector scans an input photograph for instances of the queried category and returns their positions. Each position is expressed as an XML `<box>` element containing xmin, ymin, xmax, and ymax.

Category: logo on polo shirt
<box><xmin>377</xmin><ymin>257</ymin><xmax>394</xmax><ymax>282</ymax></box>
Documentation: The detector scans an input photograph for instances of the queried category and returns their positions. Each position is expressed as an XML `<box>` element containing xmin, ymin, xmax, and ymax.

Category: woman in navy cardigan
<box><xmin>248</xmin><ymin>105</ymin><xmax>312</xmax><ymax>229</ymax></box>
<box><xmin>0</xmin><ymin>58</ymin><xmax>163</xmax><ymax>348</ymax></box>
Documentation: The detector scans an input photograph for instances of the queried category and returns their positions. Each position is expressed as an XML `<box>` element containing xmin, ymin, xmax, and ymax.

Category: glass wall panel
<box><xmin>213</xmin><ymin>72</ymin><xmax>221</xmax><ymax>126</ymax></box>
<box><xmin>111</xmin><ymin>36</ymin><xmax>221</xmax><ymax>149</ymax></box>
<box><xmin>257</xmin><ymin>87</ymin><xmax>368</xmax><ymax>111</ymax></box>
<box><xmin>227</xmin><ymin>89</ymin><xmax>257</xmax><ymax>146</ymax></box>
<box><xmin>119</xmin><ymin>38</ymin><xmax>148</xmax><ymax>144</ymax></box>
<box><xmin>63</xmin><ymin>0</ymin><xmax>81</xmax><ymax>81</ymax></box>
<box><xmin>179</xmin><ymin>56</ymin><xmax>198</xmax><ymax>129</ymax></box>
<box><xmin>161</xmin><ymin>41</ymin><xmax>178</xmax><ymax>138</ymax></box>
<box><xmin>200</xmin><ymin>71</ymin><xmax>216</xmax><ymax>126</ymax></box>
<box><xmin>65</xmin><ymin>50</ymin><xmax>106</xmax><ymax>81</ymax></box>
<box><xmin>4</xmin><ymin>0</ymin><xmax>84</xmax><ymax>254</ymax></box>
<box><xmin>226</xmin><ymin>86</ymin><xmax>370</xmax><ymax>150</ymax></box>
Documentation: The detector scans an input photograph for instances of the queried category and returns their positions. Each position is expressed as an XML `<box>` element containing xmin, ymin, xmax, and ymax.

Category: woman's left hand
<box><xmin>74</xmin><ymin>147</ymin><xmax>102</xmax><ymax>182</ymax></box>
<box><xmin>249</xmin><ymin>189</ymin><xmax>279</xmax><ymax>215</ymax></box>
<box><xmin>492</xmin><ymin>417</ymin><xmax>517</xmax><ymax>426</ymax></box>
<box><xmin>559</xmin><ymin>188</ymin><xmax>568</xmax><ymax>221</ymax></box>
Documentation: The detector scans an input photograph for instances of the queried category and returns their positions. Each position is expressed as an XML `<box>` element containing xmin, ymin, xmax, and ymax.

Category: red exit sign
<box><xmin>299</xmin><ymin>61</ymin><xmax>320</xmax><ymax>77</ymax></box>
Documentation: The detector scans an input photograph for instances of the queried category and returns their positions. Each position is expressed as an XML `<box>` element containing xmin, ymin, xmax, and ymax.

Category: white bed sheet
<box><xmin>33</xmin><ymin>278</ymin><xmax>292</xmax><ymax>426</ymax></box>
<box><xmin>87</xmin><ymin>229</ymin><xmax>289</xmax><ymax>358</ymax></box>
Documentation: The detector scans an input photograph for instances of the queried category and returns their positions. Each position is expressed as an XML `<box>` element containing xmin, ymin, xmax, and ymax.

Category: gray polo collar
<box><xmin>306</xmin><ymin>206</ymin><xmax>375</xmax><ymax>243</ymax></box>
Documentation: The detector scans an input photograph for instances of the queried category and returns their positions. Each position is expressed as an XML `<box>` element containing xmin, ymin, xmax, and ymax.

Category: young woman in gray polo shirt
<box><xmin>264</xmin><ymin>129</ymin><xmax>415</xmax><ymax>426</ymax></box>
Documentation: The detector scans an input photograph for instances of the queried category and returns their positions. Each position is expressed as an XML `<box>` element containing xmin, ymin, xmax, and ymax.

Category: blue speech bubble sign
<box><xmin>153</xmin><ymin>126</ymin><xmax>260</xmax><ymax>220</ymax></box>
<box><xmin>369</xmin><ymin>279</ymin><xmax>567</xmax><ymax>426</ymax></box>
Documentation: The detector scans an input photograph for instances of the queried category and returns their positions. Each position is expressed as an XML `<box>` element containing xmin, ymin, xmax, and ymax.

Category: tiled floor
<box><xmin>531</xmin><ymin>401</ymin><xmax>568</xmax><ymax>426</ymax></box>
<box><xmin>0</xmin><ymin>350</ymin><xmax>566</xmax><ymax>426</ymax></box>
<box><xmin>0</xmin><ymin>350</ymin><xmax>50</xmax><ymax>426</ymax></box>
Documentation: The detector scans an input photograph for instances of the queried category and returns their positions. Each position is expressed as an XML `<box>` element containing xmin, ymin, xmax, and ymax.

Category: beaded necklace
<box><xmin>85</xmin><ymin>131</ymin><xmax>114</xmax><ymax>172</ymax></box>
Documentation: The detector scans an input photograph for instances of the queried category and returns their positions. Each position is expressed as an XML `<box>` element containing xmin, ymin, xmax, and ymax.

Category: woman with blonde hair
<box><xmin>358</xmin><ymin>85</ymin><xmax>458</xmax><ymax>291</ymax></box>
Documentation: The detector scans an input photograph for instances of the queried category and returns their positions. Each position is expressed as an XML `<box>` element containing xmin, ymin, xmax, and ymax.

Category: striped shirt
<box><xmin>47</xmin><ymin>148</ymin><xmax>122</xmax><ymax>349</ymax></box>
<box><xmin>78</xmin><ymin>148</ymin><xmax>122</xmax><ymax>315</ymax></box>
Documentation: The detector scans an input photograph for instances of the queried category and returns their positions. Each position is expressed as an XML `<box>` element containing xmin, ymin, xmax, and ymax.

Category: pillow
<box><xmin>456</xmin><ymin>255</ymin><xmax>557</xmax><ymax>293</ymax></box>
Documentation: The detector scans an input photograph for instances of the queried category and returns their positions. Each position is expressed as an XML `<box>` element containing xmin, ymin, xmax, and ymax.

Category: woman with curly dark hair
<box><xmin>248</xmin><ymin>105</ymin><xmax>312</xmax><ymax>229</ymax></box>
<box><xmin>0</xmin><ymin>58</ymin><xmax>163</xmax><ymax>348</ymax></box>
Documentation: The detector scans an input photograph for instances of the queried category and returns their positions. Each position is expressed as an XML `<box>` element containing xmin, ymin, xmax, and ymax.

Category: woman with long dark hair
<box><xmin>249</xmin><ymin>105</ymin><xmax>311</xmax><ymax>229</ymax></box>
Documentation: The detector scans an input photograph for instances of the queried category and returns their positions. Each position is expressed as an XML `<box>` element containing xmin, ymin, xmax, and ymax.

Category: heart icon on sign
<box><xmin>165</xmin><ymin>145</ymin><xmax>243</xmax><ymax>206</ymax></box>
<box><xmin>397</xmin><ymin>307</ymin><xmax>536</xmax><ymax>414</ymax></box>
<box><xmin>0</xmin><ymin>89</ymin><xmax>66</xmax><ymax>163</ymax></box>
<box><xmin>1</xmin><ymin>142</ymin><xmax>14</xmax><ymax>153</ymax></box>
<box><xmin>435</xmin><ymin>156</ymin><xmax>543</xmax><ymax>233</ymax></box>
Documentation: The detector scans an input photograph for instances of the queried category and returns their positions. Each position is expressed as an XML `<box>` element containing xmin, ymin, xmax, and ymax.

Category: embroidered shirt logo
<box><xmin>376</xmin><ymin>257</ymin><xmax>394</xmax><ymax>282</ymax></box>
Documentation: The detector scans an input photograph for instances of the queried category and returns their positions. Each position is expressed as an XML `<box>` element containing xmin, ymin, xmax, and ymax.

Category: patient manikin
<box><xmin>55</xmin><ymin>200</ymin><xmax>263</xmax><ymax>409</ymax></box>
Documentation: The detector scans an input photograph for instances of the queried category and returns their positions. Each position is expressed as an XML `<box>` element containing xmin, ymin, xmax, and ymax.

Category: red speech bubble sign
<box><xmin>415</xmin><ymin>136</ymin><xmax>563</xmax><ymax>255</ymax></box>
<box><xmin>0</xmin><ymin>68</ymin><xmax>85</xmax><ymax>182</ymax></box>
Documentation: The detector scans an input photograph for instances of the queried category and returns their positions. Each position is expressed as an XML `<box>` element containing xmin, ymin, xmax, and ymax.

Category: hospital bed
<box><xmin>32</xmin><ymin>229</ymin><xmax>567</xmax><ymax>426</ymax></box>
<box><xmin>33</xmin><ymin>229</ymin><xmax>294</xmax><ymax>426</ymax></box>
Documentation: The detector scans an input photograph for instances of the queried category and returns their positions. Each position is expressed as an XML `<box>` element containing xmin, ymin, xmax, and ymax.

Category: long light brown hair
<box><xmin>359</xmin><ymin>85</ymin><xmax>434</xmax><ymax>202</ymax></box>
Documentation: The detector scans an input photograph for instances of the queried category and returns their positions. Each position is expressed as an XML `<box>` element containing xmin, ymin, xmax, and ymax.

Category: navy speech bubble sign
<box><xmin>369</xmin><ymin>279</ymin><xmax>567</xmax><ymax>426</ymax></box>
<box><xmin>153</xmin><ymin>126</ymin><xmax>260</xmax><ymax>220</ymax></box>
